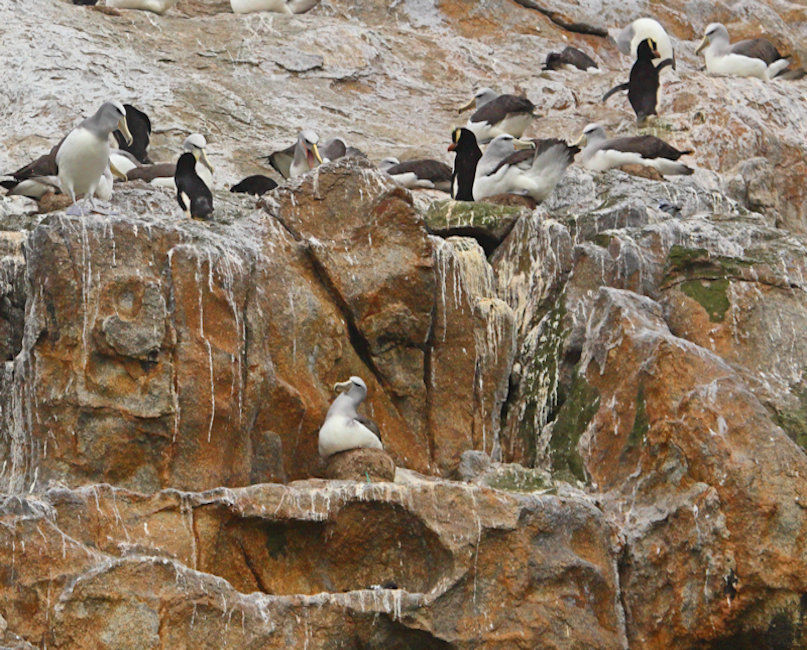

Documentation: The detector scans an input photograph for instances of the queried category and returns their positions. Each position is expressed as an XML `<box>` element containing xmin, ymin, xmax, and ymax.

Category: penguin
<box><xmin>447</xmin><ymin>127</ymin><xmax>482</xmax><ymax>201</ymax></box>
<box><xmin>175</xmin><ymin>152</ymin><xmax>213</xmax><ymax>220</ymax></box>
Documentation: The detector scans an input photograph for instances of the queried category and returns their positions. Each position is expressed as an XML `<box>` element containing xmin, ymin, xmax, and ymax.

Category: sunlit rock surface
<box><xmin>0</xmin><ymin>0</ymin><xmax>806</xmax><ymax>646</ymax></box>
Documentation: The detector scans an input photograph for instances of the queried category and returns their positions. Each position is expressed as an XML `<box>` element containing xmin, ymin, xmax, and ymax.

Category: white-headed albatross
<box><xmin>696</xmin><ymin>23</ymin><xmax>793</xmax><ymax>80</ymax></box>
<box><xmin>473</xmin><ymin>134</ymin><xmax>578</xmax><ymax>202</ymax></box>
<box><xmin>126</xmin><ymin>134</ymin><xmax>214</xmax><ymax>190</ymax></box>
<box><xmin>318</xmin><ymin>376</ymin><xmax>383</xmax><ymax>459</ymax></box>
<box><xmin>458</xmin><ymin>88</ymin><xmax>536</xmax><ymax>144</ymax></box>
<box><xmin>56</xmin><ymin>101</ymin><xmax>132</xmax><ymax>211</ymax></box>
<box><xmin>106</xmin><ymin>0</ymin><xmax>178</xmax><ymax>14</ymax></box>
<box><xmin>573</xmin><ymin>124</ymin><xmax>693</xmax><ymax>176</ymax></box>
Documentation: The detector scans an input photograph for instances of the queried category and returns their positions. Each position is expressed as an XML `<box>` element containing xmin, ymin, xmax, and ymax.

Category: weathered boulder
<box><xmin>323</xmin><ymin>447</ymin><xmax>396</xmax><ymax>481</ymax></box>
<box><xmin>0</xmin><ymin>479</ymin><xmax>625</xmax><ymax>649</ymax></box>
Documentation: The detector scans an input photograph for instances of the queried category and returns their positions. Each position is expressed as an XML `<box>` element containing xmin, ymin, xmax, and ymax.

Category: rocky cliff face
<box><xmin>0</xmin><ymin>0</ymin><xmax>806</xmax><ymax>647</ymax></box>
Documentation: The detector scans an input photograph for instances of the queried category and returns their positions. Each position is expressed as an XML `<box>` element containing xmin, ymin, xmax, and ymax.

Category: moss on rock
<box><xmin>549</xmin><ymin>371</ymin><xmax>600</xmax><ymax>483</ymax></box>
<box><xmin>679</xmin><ymin>278</ymin><xmax>731</xmax><ymax>322</ymax></box>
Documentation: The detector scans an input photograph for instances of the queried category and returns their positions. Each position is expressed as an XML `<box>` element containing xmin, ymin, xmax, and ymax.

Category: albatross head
<box><xmin>93</xmin><ymin>101</ymin><xmax>133</xmax><ymax>145</ymax></box>
<box><xmin>457</xmin><ymin>87</ymin><xmax>497</xmax><ymax>113</ymax></box>
<box><xmin>571</xmin><ymin>123</ymin><xmax>606</xmax><ymax>147</ymax></box>
<box><xmin>696</xmin><ymin>23</ymin><xmax>729</xmax><ymax>55</ymax></box>
<box><xmin>333</xmin><ymin>376</ymin><xmax>368</xmax><ymax>400</ymax></box>
<box><xmin>298</xmin><ymin>130</ymin><xmax>323</xmax><ymax>167</ymax></box>
<box><xmin>183</xmin><ymin>133</ymin><xmax>214</xmax><ymax>173</ymax></box>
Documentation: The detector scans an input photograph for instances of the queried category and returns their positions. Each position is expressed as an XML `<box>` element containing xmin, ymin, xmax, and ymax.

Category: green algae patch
<box><xmin>549</xmin><ymin>371</ymin><xmax>600</xmax><ymax>483</ymax></box>
<box><xmin>664</xmin><ymin>245</ymin><xmax>754</xmax><ymax>283</ymax></box>
<box><xmin>679</xmin><ymin>278</ymin><xmax>730</xmax><ymax>322</ymax></box>
<box><xmin>425</xmin><ymin>200</ymin><xmax>521</xmax><ymax>230</ymax></box>
<box><xmin>770</xmin><ymin>385</ymin><xmax>807</xmax><ymax>452</ymax></box>
<box><xmin>485</xmin><ymin>466</ymin><xmax>554</xmax><ymax>493</ymax></box>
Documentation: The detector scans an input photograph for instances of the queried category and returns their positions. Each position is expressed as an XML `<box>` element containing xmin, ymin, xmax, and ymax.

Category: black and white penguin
<box><xmin>175</xmin><ymin>152</ymin><xmax>213</xmax><ymax>220</ymax></box>
<box><xmin>447</xmin><ymin>127</ymin><xmax>482</xmax><ymax>201</ymax></box>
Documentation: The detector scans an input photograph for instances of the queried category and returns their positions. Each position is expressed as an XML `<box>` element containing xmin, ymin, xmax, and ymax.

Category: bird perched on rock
<box><xmin>230</xmin><ymin>0</ymin><xmax>320</xmax><ymax>13</ymax></box>
<box><xmin>114</xmin><ymin>104</ymin><xmax>152</xmax><ymax>163</ymax></box>
<box><xmin>56</xmin><ymin>101</ymin><xmax>132</xmax><ymax>212</ymax></box>
<box><xmin>264</xmin><ymin>131</ymin><xmax>364</xmax><ymax>179</ymax></box>
<box><xmin>458</xmin><ymin>87</ymin><xmax>536</xmax><ymax>144</ymax></box>
<box><xmin>603</xmin><ymin>38</ymin><xmax>673</xmax><ymax>125</ymax></box>
<box><xmin>230</xmin><ymin>175</ymin><xmax>278</xmax><ymax>196</ymax></box>
<box><xmin>447</xmin><ymin>127</ymin><xmax>482</xmax><ymax>201</ymax></box>
<box><xmin>125</xmin><ymin>133</ymin><xmax>214</xmax><ymax>190</ymax></box>
<box><xmin>380</xmin><ymin>157</ymin><xmax>452</xmax><ymax>192</ymax></box>
<box><xmin>573</xmin><ymin>123</ymin><xmax>693</xmax><ymax>176</ymax></box>
<box><xmin>473</xmin><ymin>134</ymin><xmax>578</xmax><ymax>202</ymax></box>
<box><xmin>695</xmin><ymin>23</ymin><xmax>798</xmax><ymax>80</ymax></box>
<box><xmin>318</xmin><ymin>376</ymin><xmax>383</xmax><ymax>459</ymax></box>
<box><xmin>543</xmin><ymin>46</ymin><xmax>598</xmax><ymax>72</ymax></box>
<box><xmin>617</xmin><ymin>17</ymin><xmax>676</xmax><ymax>70</ymax></box>
<box><xmin>175</xmin><ymin>152</ymin><xmax>213</xmax><ymax>220</ymax></box>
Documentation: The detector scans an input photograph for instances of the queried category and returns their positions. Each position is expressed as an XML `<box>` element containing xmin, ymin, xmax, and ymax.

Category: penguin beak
<box><xmin>695</xmin><ymin>36</ymin><xmax>709</xmax><ymax>55</ymax></box>
<box><xmin>513</xmin><ymin>139</ymin><xmax>536</xmax><ymax>151</ymax></box>
<box><xmin>571</xmin><ymin>133</ymin><xmax>586</xmax><ymax>147</ymax></box>
<box><xmin>457</xmin><ymin>96</ymin><xmax>476</xmax><ymax>113</ymax></box>
<box><xmin>651</xmin><ymin>48</ymin><xmax>661</xmax><ymax>59</ymax></box>
<box><xmin>198</xmin><ymin>148</ymin><xmax>214</xmax><ymax>173</ymax></box>
<box><xmin>109</xmin><ymin>161</ymin><xmax>128</xmax><ymax>181</ymax></box>
<box><xmin>117</xmin><ymin>117</ymin><xmax>133</xmax><ymax>147</ymax></box>
<box><xmin>333</xmin><ymin>380</ymin><xmax>352</xmax><ymax>392</ymax></box>
<box><xmin>312</xmin><ymin>142</ymin><xmax>323</xmax><ymax>165</ymax></box>
<box><xmin>447</xmin><ymin>142</ymin><xmax>457</xmax><ymax>152</ymax></box>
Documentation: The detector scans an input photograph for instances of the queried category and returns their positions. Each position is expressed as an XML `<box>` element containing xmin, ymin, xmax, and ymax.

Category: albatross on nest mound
<box><xmin>573</xmin><ymin>124</ymin><xmax>693</xmax><ymax>176</ymax></box>
<box><xmin>458</xmin><ymin>88</ymin><xmax>536</xmax><ymax>144</ymax></box>
<box><xmin>696</xmin><ymin>23</ymin><xmax>795</xmax><ymax>80</ymax></box>
<box><xmin>264</xmin><ymin>131</ymin><xmax>365</xmax><ymax>179</ymax></box>
<box><xmin>318</xmin><ymin>376</ymin><xmax>383</xmax><ymax>459</ymax></box>
<box><xmin>106</xmin><ymin>0</ymin><xmax>178</xmax><ymax>14</ymax></box>
<box><xmin>473</xmin><ymin>134</ymin><xmax>578</xmax><ymax>202</ymax></box>
<box><xmin>543</xmin><ymin>46</ymin><xmax>599</xmax><ymax>72</ymax></box>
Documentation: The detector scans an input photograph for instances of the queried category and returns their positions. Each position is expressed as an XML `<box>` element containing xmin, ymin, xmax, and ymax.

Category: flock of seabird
<box><xmin>3</xmin><ymin>5</ymin><xmax>805</xmax><ymax>457</ymax></box>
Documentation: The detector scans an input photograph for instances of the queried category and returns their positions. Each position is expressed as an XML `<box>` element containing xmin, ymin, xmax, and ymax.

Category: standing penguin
<box><xmin>603</xmin><ymin>38</ymin><xmax>673</xmax><ymax>124</ymax></box>
<box><xmin>447</xmin><ymin>127</ymin><xmax>482</xmax><ymax>201</ymax></box>
<box><xmin>174</xmin><ymin>152</ymin><xmax>213</xmax><ymax>220</ymax></box>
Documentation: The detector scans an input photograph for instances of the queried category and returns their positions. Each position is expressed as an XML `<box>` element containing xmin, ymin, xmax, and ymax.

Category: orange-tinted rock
<box><xmin>0</xmin><ymin>480</ymin><xmax>624</xmax><ymax>649</ymax></box>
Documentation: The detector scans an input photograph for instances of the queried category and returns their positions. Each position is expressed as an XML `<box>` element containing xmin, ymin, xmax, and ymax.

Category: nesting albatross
<box><xmin>696</xmin><ymin>23</ymin><xmax>794</xmax><ymax>80</ymax></box>
<box><xmin>573</xmin><ymin>124</ymin><xmax>693</xmax><ymax>176</ymax></box>
<box><xmin>318</xmin><ymin>376</ymin><xmax>383</xmax><ymax>459</ymax></box>
<box><xmin>125</xmin><ymin>134</ymin><xmax>214</xmax><ymax>190</ymax></box>
<box><xmin>230</xmin><ymin>0</ymin><xmax>321</xmax><ymax>13</ymax></box>
<box><xmin>264</xmin><ymin>131</ymin><xmax>364</xmax><ymax>179</ymax></box>
<box><xmin>458</xmin><ymin>88</ymin><xmax>536</xmax><ymax>144</ymax></box>
<box><xmin>380</xmin><ymin>157</ymin><xmax>452</xmax><ymax>192</ymax></box>
<box><xmin>543</xmin><ymin>46</ymin><xmax>599</xmax><ymax>72</ymax></box>
<box><xmin>473</xmin><ymin>134</ymin><xmax>578</xmax><ymax>202</ymax></box>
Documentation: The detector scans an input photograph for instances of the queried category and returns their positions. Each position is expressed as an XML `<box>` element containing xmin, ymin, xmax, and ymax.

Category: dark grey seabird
<box><xmin>543</xmin><ymin>46</ymin><xmax>598</xmax><ymax>72</ymax></box>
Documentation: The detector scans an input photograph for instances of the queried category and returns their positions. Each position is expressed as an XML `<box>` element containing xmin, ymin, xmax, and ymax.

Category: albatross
<box><xmin>264</xmin><ymin>131</ymin><xmax>364</xmax><ymax>179</ymax></box>
<box><xmin>230</xmin><ymin>0</ymin><xmax>320</xmax><ymax>13</ymax></box>
<box><xmin>573</xmin><ymin>123</ymin><xmax>694</xmax><ymax>176</ymax></box>
<box><xmin>125</xmin><ymin>133</ymin><xmax>214</xmax><ymax>190</ymax></box>
<box><xmin>106</xmin><ymin>0</ymin><xmax>178</xmax><ymax>14</ymax></box>
<box><xmin>380</xmin><ymin>157</ymin><xmax>452</xmax><ymax>192</ymax></box>
<box><xmin>696</xmin><ymin>23</ymin><xmax>792</xmax><ymax>80</ymax></box>
<box><xmin>473</xmin><ymin>134</ymin><xmax>578</xmax><ymax>202</ymax></box>
<box><xmin>458</xmin><ymin>87</ymin><xmax>536</xmax><ymax>144</ymax></box>
<box><xmin>56</xmin><ymin>101</ymin><xmax>133</xmax><ymax>211</ymax></box>
<box><xmin>543</xmin><ymin>46</ymin><xmax>599</xmax><ymax>72</ymax></box>
<box><xmin>318</xmin><ymin>376</ymin><xmax>383</xmax><ymax>459</ymax></box>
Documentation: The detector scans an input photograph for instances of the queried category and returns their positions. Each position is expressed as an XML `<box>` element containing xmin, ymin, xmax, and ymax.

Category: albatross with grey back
<box><xmin>616</xmin><ymin>18</ymin><xmax>675</xmax><ymax>70</ymax></box>
<box><xmin>573</xmin><ymin>123</ymin><xmax>693</xmax><ymax>176</ymax></box>
<box><xmin>458</xmin><ymin>87</ymin><xmax>536</xmax><ymax>144</ymax></box>
<box><xmin>264</xmin><ymin>132</ymin><xmax>364</xmax><ymax>179</ymax></box>
<box><xmin>381</xmin><ymin>158</ymin><xmax>453</xmax><ymax>192</ymax></box>
<box><xmin>543</xmin><ymin>46</ymin><xmax>598</xmax><ymax>72</ymax></box>
<box><xmin>318</xmin><ymin>376</ymin><xmax>383</xmax><ymax>459</ymax></box>
<box><xmin>56</xmin><ymin>101</ymin><xmax>133</xmax><ymax>210</ymax></box>
<box><xmin>695</xmin><ymin>23</ymin><xmax>796</xmax><ymax>80</ymax></box>
<box><xmin>125</xmin><ymin>134</ymin><xmax>214</xmax><ymax>190</ymax></box>
<box><xmin>473</xmin><ymin>134</ymin><xmax>578</xmax><ymax>202</ymax></box>
<box><xmin>230</xmin><ymin>0</ymin><xmax>320</xmax><ymax>13</ymax></box>
<box><xmin>106</xmin><ymin>0</ymin><xmax>178</xmax><ymax>14</ymax></box>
